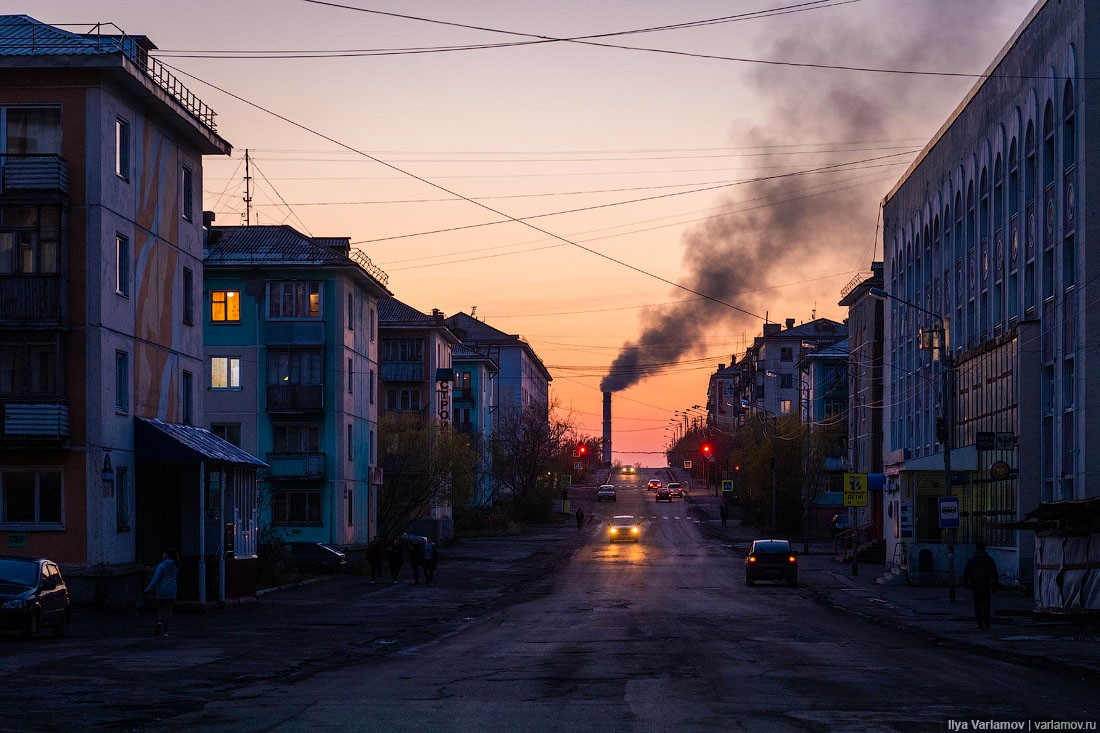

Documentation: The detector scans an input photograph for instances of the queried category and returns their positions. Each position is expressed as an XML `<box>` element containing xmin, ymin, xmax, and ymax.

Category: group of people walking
<box><xmin>365</xmin><ymin>536</ymin><xmax>438</xmax><ymax>586</ymax></box>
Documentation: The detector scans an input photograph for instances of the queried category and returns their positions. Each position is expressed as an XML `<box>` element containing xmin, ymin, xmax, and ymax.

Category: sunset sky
<box><xmin>38</xmin><ymin>0</ymin><xmax>1036</xmax><ymax>466</ymax></box>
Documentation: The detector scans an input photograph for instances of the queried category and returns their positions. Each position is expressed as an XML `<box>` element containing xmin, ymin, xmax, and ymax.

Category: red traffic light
<box><xmin>701</xmin><ymin>444</ymin><xmax>712</xmax><ymax>455</ymax></box>
<box><xmin>578</xmin><ymin>444</ymin><xmax>587</xmax><ymax>455</ymax></box>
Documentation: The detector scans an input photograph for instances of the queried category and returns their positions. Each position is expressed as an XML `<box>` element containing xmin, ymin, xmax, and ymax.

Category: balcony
<box><xmin>1</xmin><ymin>155</ymin><xmax>68</xmax><ymax>195</ymax></box>
<box><xmin>0</xmin><ymin>276</ymin><xmax>64</xmax><ymax>324</ymax></box>
<box><xmin>381</xmin><ymin>362</ymin><xmax>424</xmax><ymax>382</ymax></box>
<box><xmin>265</xmin><ymin>452</ymin><xmax>327</xmax><ymax>480</ymax></box>
<box><xmin>266</xmin><ymin>384</ymin><xmax>323</xmax><ymax>412</ymax></box>
<box><xmin>0</xmin><ymin>400</ymin><xmax>69</xmax><ymax>441</ymax></box>
<box><xmin>452</xmin><ymin>389</ymin><xmax>475</xmax><ymax>405</ymax></box>
<box><xmin>264</xmin><ymin>320</ymin><xmax>324</xmax><ymax>345</ymax></box>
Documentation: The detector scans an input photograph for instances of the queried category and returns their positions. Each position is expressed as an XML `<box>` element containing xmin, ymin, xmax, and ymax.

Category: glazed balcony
<box><xmin>0</xmin><ymin>276</ymin><xmax>65</xmax><ymax>324</ymax></box>
<box><xmin>265</xmin><ymin>452</ymin><xmax>327</xmax><ymax>480</ymax></box>
<box><xmin>1</xmin><ymin>155</ymin><xmax>68</xmax><ymax>195</ymax></box>
<box><xmin>0</xmin><ymin>399</ymin><xmax>69</xmax><ymax>441</ymax></box>
<box><xmin>265</xmin><ymin>384</ymin><xmax>324</xmax><ymax>412</ymax></box>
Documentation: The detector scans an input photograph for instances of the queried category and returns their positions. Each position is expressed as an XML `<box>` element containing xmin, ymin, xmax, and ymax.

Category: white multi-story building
<box><xmin>880</xmin><ymin>0</ymin><xmax>1093</xmax><ymax>587</ymax></box>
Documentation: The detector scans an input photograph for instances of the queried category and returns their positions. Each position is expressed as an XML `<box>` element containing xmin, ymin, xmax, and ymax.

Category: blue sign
<box><xmin>938</xmin><ymin>496</ymin><xmax>960</xmax><ymax>529</ymax></box>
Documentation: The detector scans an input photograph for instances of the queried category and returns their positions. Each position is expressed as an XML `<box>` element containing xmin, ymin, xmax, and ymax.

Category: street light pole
<box><xmin>870</xmin><ymin>287</ymin><xmax>956</xmax><ymax>603</ymax></box>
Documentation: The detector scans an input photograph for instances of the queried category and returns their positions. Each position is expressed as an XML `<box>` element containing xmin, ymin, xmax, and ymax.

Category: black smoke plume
<box><xmin>601</xmin><ymin>0</ymin><xmax>1030</xmax><ymax>393</ymax></box>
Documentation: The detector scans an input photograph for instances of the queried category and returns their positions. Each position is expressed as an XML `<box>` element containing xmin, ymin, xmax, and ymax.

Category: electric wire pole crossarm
<box><xmin>868</xmin><ymin>287</ymin><xmax>958</xmax><ymax>603</ymax></box>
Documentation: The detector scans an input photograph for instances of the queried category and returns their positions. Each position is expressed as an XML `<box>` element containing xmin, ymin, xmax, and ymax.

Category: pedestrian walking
<box><xmin>365</xmin><ymin>538</ymin><xmax>384</xmax><ymax>583</ymax></box>
<box><xmin>385</xmin><ymin>540</ymin><xmax>404</xmax><ymax>584</ymax></box>
<box><xmin>144</xmin><ymin>548</ymin><xmax>179</xmax><ymax>638</ymax></box>
<box><xmin>720</xmin><ymin>504</ymin><xmax>729</xmax><ymax>528</ymax></box>
<box><xmin>962</xmin><ymin>541</ymin><xmax>1000</xmax><ymax>629</ymax></box>
<box><xmin>575</xmin><ymin>506</ymin><xmax>585</xmax><ymax>530</ymax></box>
<box><xmin>408</xmin><ymin>539</ymin><xmax>425</xmax><ymax>585</ymax></box>
<box><xmin>423</xmin><ymin>540</ymin><xmax>438</xmax><ymax>585</ymax></box>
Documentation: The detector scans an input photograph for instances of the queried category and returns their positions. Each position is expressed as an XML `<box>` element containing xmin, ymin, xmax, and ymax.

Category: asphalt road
<box><xmin>121</xmin><ymin>471</ymin><xmax>1099</xmax><ymax>732</ymax></box>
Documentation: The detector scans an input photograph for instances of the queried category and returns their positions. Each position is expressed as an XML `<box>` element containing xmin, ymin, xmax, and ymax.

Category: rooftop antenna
<box><xmin>243</xmin><ymin>149</ymin><xmax>253</xmax><ymax>226</ymax></box>
<box><xmin>471</xmin><ymin>305</ymin><xmax>478</xmax><ymax>318</ymax></box>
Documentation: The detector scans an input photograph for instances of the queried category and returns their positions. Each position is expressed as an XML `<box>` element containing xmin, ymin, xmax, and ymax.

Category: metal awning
<box><xmin>135</xmin><ymin>417</ymin><xmax>266</xmax><ymax>467</ymax></box>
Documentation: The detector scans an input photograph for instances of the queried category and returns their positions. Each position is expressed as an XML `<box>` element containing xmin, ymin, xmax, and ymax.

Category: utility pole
<box><xmin>243</xmin><ymin>148</ymin><xmax>252</xmax><ymax>226</ymax></box>
<box><xmin>943</xmin><ymin>344</ymin><xmax>956</xmax><ymax>603</ymax></box>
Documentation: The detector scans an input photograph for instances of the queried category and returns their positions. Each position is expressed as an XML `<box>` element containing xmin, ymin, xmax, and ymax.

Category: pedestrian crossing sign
<box><xmin>721</xmin><ymin>480</ymin><xmax>734</xmax><ymax>493</ymax></box>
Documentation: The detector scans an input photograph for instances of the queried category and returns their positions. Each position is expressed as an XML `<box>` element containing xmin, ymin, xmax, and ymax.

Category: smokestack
<box><xmin>602</xmin><ymin>391</ymin><xmax>612</xmax><ymax>466</ymax></box>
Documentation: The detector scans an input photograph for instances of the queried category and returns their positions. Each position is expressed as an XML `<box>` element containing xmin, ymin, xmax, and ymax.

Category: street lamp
<box><xmin>870</xmin><ymin>286</ymin><xmax>957</xmax><ymax>603</ymax></box>
<box><xmin>741</xmin><ymin>398</ymin><xmax>778</xmax><ymax>536</ymax></box>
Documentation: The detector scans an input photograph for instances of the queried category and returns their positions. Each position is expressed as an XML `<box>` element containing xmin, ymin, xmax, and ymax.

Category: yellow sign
<box><xmin>844</xmin><ymin>491</ymin><xmax>868</xmax><ymax>507</ymax></box>
<box><xmin>844</xmin><ymin>473</ymin><xmax>868</xmax><ymax>493</ymax></box>
<box><xmin>721</xmin><ymin>480</ymin><xmax>734</xmax><ymax>493</ymax></box>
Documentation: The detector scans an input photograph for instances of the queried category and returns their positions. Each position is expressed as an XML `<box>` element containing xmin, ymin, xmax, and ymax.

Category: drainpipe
<box><xmin>219</xmin><ymin>467</ymin><xmax>226</xmax><ymax>605</ymax></box>
<box><xmin>199</xmin><ymin>461</ymin><xmax>206</xmax><ymax>606</ymax></box>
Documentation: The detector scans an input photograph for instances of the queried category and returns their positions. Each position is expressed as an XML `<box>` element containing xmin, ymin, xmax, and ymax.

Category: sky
<box><xmin>37</xmin><ymin>0</ymin><xmax>1037</xmax><ymax>466</ymax></box>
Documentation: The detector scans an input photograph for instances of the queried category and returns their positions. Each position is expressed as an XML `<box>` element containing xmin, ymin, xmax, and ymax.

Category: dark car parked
<box><xmin>0</xmin><ymin>555</ymin><xmax>71</xmax><ymax>639</ymax></box>
<box><xmin>287</xmin><ymin>543</ymin><xmax>348</xmax><ymax>574</ymax></box>
<box><xmin>744</xmin><ymin>539</ymin><xmax>798</xmax><ymax>587</ymax></box>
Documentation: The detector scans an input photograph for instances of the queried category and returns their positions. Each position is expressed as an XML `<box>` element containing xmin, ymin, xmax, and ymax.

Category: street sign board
<box><xmin>6</xmin><ymin>532</ymin><xmax>27</xmax><ymax>548</ymax></box>
<box><xmin>683</xmin><ymin>460</ymin><xmax>693</xmax><ymax>469</ymax></box>
<box><xmin>573</xmin><ymin>462</ymin><xmax>582</xmax><ymax>470</ymax></box>
<box><xmin>843</xmin><ymin>473</ymin><xmax>868</xmax><ymax>493</ymax></box>
<box><xmin>560</xmin><ymin>475</ymin><xmax>571</xmax><ymax>489</ymax></box>
<box><xmin>843</xmin><ymin>491</ymin><xmax>867</xmax><ymax>507</ymax></box>
<box><xmin>721</xmin><ymin>479</ymin><xmax>734</xmax><ymax>493</ymax></box>
<box><xmin>995</xmin><ymin>432</ymin><xmax>1015</xmax><ymax>450</ymax></box>
<box><xmin>938</xmin><ymin>496</ymin><xmax>960</xmax><ymax>529</ymax></box>
<box><xmin>976</xmin><ymin>432</ymin><xmax>996</xmax><ymax>450</ymax></box>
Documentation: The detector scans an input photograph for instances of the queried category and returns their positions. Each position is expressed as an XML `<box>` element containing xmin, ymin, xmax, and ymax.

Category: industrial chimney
<box><xmin>602</xmin><ymin>391</ymin><xmax>612</xmax><ymax>466</ymax></box>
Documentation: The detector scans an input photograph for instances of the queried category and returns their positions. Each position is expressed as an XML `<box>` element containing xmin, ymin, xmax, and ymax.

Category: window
<box><xmin>182</xmin><ymin>268</ymin><xmax>194</xmax><ymax>325</ymax></box>
<box><xmin>115</xmin><ymin>466</ymin><xmax>130</xmax><ymax>531</ymax></box>
<box><xmin>779</xmin><ymin>374</ymin><xmax>793</xmax><ymax>389</ymax></box>
<box><xmin>458</xmin><ymin>371</ymin><xmax>471</xmax><ymax>392</ymax></box>
<box><xmin>348</xmin><ymin>358</ymin><xmax>353</xmax><ymax>393</ymax></box>
<box><xmin>347</xmin><ymin>294</ymin><xmax>353</xmax><ymax>330</ymax></box>
<box><xmin>370</xmin><ymin>307</ymin><xmax>376</xmax><ymax>342</ymax></box>
<box><xmin>211</xmin><ymin>423</ymin><xmax>242</xmax><ymax>447</ymax></box>
<box><xmin>267</xmin><ymin>281</ymin><xmax>321</xmax><ymax>319</ymax></box>
<box><xmin>0</xmin><ymin>205</ymin><xmax>60</xmax><ymax>274</ymax></box>
<box><xmin>1</xmin><ymin>468</ymin><xmax>62</xmax><ymax>526</ymax></box>
<box><xmin>382</xmin><ymin>339</ymin><xmax>424</xmax><ymax>362</ymax></box>
<box><xmin>347</xmin><ymin>423</ymin><xmax>353</xmax><ymax>461</ymax></box>
<box><xmin>211</xmin><ymin>290</ymin><xmax>241</xmax><ymax>322</ymax></box>
<box><xmin>272</xmin><ymin>489</ymin><xmax>322</xmax><ymax>525</ymax></box>
<box><xmin>181</xmin><ymin>166</ymin><xmax>193</xmax><ymax>222</ymax></box>
<box><xmin>454</xmin><ymin>407</ymin><xmax>471</xmax><ymax>424</ymax></box>
<box><xmin>5</xmin><ymin>107</ymin><xmax>61</xmax><ymax>154</ymax></box>
<box><xmin>115</xmin><ymin>351</ymin><xmax>128</xmax><ymax>413</ymax></box>
<box><xmin>386</xmin><ymin>388</ymin><xmax>421</xmax><ymax>412</ymax></box>
<box><xmin>779</xmin><ymin>399</ymin><xmax>792</xmax><ymax>414</ymax></box>
<box><xmin>267</xmin><ymin>349</ymin><xmax>322</xmax><ymax>385</ymax></box>
<box><xmin>0</xmin><ymin>343</ymin><xmax>57</xmax><ymax>396</ymax></box>
<box><xmin>369</xmin><ymin>368</ymin><xmax>375</xmax><ymax>405</ymax></box>
<box><xmin>273</xmin><ymin>423</ymin><xmax>321</xmax><ymax>453</ymax></box>
<box><xmin>211</xmin><ymin>357</ymin><xmax>241</xmax><ymax>389</ymax></box>
<box><xmin>182</xmin><ymin>371</ymin><xmax>192</xmax><ymax>425</ymax></box>
<box><xmin>347</xmin><ymin>485</ymin><xmax>354</xmax><ymax>526</ymax></box>
<box><xmin>116</xmin><ymin>234</ymin><xmax>129</xmax><ymax>296</ymax></box>
<box><xmin>779</xmin><ymin>347</ymin><xmax>793</xmax><ymax>362</ymax></box>
<box><xmin>115</xmin><ymin>117</ymin><xmax>130</xmax><ymax>180</ymax></box>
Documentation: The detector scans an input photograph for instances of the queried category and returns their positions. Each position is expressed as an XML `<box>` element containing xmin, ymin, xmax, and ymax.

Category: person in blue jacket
<box><xmin>144</xmin><ymin>548</ymin><xmax>179</xmax><ymax>638</ymax></box>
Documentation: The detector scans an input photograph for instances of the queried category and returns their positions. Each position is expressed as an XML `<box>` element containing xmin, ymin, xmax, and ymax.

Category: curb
<box><xmin>256</xmin><ymin>574</ymin><xmax>335</xmax><ymax>597</ymax></box>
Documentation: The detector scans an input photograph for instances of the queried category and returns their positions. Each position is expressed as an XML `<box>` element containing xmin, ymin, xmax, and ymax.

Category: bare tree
<box><xmin>376</xmin><ymin>412</ymin><xmax>477</xmax><ymax>541</ymax></box>
<box><xmin>491</xmin><ymin>399</ymin><xmax>574</xmax><ymax>520</ymax></box>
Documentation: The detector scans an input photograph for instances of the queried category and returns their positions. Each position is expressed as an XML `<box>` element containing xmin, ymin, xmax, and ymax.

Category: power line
<box><xmin>162</xmin><ymin>61</ymin><xmax>770</xmax><ymax>323</ymax></box>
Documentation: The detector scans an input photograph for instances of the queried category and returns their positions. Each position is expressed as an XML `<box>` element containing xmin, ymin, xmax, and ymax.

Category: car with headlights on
<box><xmin>744</xmin><ymin>539</ymin><xmax>798</xmax><ymax>587</ymax></box>
<box><xmin>608</xmin><ymin>515</ymin><xmax>641</xmax><ymax>543</ymax></box>
<box><xmin>655</xmin><ymin>487</ymin><xmax>672</xmax><ymax>502</ymax></box>
<box><xmin>647</xmin><ymin>479</ymin><xmax>663</xmax><ymax>490</ymax></box>
<box><xmin>596</xmin><ymin>485</ymin><xmax>617</xmax><ymax>502</ymax></box>
<box><xmin>666</xmin><ymin>482</ymin><xmax>683</xmax><ymax>498</ymax></box>
<box><xmin>0</xmin><ymin>555</ymin><xmax>71</xmax><ymax>639</ymax></box>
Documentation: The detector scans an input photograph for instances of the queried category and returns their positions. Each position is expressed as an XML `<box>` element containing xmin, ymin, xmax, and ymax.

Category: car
<box><xmin>622</xmin><ymin>466</ymin><xmax>635</xmax><ymax>474</ymax></box>
<box><xmin>666</xmin><ymin>482</ymin><xmax>683</xmax><ymax>498</ymax></box>
<box><xmin>647</xmin><ymin>479</ymin><xmax>663</xmax><ymax>490</ymax></box>
<box><xmin>745</xmin><ymin>539</ymin><xmax>798</xmax><ymax>587</ymax></box>
<box><xmin>655</xmin><ymin>487</ymin><xmax>672</xmax><ymax>502</ymax></box>
<box><xmin>596</xmin><ymin>485</ymin><xmax>617</xmax><ymax>502</ymax></box>
<box><xmin>608</xmin><ymin>515</ymin><xmax>641</xmax><ymax>543</ymax></box>
<box><xmin>0</xmin><ymin>555</ymin><xmax>71</xmax><ymax>640</ymax></box>
<box><xmin>287</xmin><ymin>542</ymin><xmax>348</xmax><ymax>574</ymax></box>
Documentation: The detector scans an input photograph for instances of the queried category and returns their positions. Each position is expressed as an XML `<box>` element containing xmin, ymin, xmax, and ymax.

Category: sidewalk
<box><xmin>700</xmin><ymin>510</ymin><xmax>1100</xmax><ymax>678</ymax></box>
